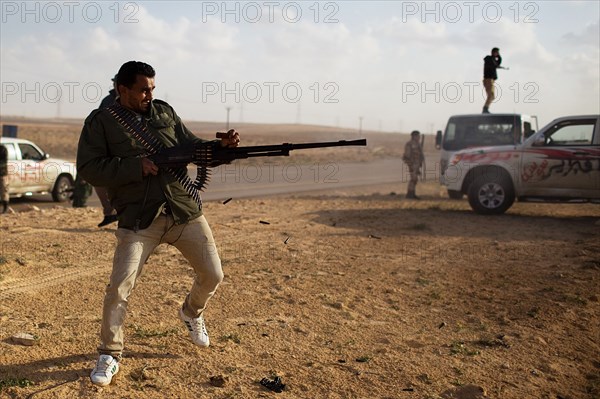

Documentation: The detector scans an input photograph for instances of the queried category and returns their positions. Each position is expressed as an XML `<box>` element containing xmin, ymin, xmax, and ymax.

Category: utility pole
<box><xmin>359</xmin><ymin>116</ymin><xmax>364</xmax><ymax>134</ymax></box>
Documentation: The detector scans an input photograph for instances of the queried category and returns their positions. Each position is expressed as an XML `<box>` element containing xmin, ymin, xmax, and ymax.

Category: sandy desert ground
<box><xmin>0</xmin><ymin>118</ymin><xmax>599</xmax><ymax>399</ymax></box>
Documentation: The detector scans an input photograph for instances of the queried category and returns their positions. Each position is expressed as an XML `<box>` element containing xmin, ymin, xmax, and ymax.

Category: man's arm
<box><xmin>76</xmin><ymin>113</ymin><xmax>144</xmax><ymax>187</ymax></box>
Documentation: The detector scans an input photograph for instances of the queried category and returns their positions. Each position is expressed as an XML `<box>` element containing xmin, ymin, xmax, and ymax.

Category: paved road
<box><xmin>7</xmin><ymin>156</ymin><xmax>440</xmax><ymax>211</ymax></box>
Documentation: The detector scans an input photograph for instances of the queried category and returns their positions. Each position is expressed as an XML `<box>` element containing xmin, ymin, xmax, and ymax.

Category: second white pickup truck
<box><xmin>443</xmin><ymin>115</ymin><xmax>600</xmax><ymax>214</ymax></box>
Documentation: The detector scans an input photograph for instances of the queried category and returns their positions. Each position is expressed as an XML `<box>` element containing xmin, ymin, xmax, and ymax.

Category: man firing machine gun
<box><xmin>79</xmin><ymin>60</ymin><xmax>367</xmax><ymax>388</ymax></box>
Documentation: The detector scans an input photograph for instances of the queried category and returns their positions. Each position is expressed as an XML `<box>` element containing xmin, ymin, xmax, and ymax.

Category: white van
<box><xmin>0</xmin><ymin>137</ymin><xmax>76</xmax><ymax>202</ymax></box>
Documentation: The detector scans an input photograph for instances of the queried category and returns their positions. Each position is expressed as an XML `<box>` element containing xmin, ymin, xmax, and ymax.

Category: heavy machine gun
<box><xmin>147</xmin><ymin>134</ymin><xmax>367</xmax><ymax>192</ymax></box>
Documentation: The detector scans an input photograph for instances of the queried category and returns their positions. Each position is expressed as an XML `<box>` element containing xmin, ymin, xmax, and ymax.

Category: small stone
<box><xmin>11</xmin><ymin>332</ymin><xmax>37</xmax><ymax>346</ymax></box>
<box><xmin>440</xmin><ymin>384</ymin><xmax>487</xmax><ymax>399</ymax></box>
<box><xmin>209</xmin><ymin>375</ymin><xmax>229</xmax><ymax>387</ymax></box>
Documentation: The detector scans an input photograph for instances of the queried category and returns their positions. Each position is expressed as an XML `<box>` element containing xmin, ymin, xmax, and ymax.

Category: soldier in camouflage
<box><xmin>402</xmin><ymin>130</ymin><xmax>425</xmax><ymax>199</ymax></box>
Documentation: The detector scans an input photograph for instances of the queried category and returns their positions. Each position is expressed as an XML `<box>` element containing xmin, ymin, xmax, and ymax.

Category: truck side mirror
<box><xmin>531</xmin><ymin>136</ymin><xmax>545</xmax><ymax>147</ymax></box>
<box><xmin>435</xmin><ymin>130</ymin><xmax>442</xmax><ymax>149</ymax></box>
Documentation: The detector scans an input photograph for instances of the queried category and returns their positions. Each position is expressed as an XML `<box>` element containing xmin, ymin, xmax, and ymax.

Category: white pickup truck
<box><xmin>442</xmin><ymin>115</ymin><xmax>600</xmax><ymax>214</ymax></box>
<box><xmin>1</xmin><ymin>137</ymin><xmax>76</xmax><ymax>202</ymax></box>
<box><xmin>437</xmin><ymin>113</ymin><xmax>538</xmax><ymax>199</ymax></box>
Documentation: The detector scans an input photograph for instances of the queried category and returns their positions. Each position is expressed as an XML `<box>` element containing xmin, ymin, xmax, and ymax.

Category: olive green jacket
<box><xmin>77</xmin><ymin>99</ymin><xmax>212</xmax><ymax>230</ymax></box>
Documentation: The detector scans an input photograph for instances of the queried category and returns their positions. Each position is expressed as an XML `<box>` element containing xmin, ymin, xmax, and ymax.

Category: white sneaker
<box><xmin>90</xmin><ymin>354</ymin><xmax>119</xmax><ymax>386</ymax></box>
<box><xmin>179</xmin><ymin>308</ymin><xmax>210</xmax><ymax>347</ymax></box>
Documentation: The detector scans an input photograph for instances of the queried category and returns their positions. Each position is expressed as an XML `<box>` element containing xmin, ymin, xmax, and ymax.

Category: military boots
<box><xmin>406</xmin><ymin>190</ymin><xmax>420</xmax><ymax>200</ymax></box>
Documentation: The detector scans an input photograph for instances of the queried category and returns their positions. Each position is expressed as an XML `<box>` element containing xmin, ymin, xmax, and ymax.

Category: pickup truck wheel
<box><xmin>447</xmin><ymin>190</ymin><xmax>463</xmax><ymax>200</ymax></box>
<box><xmin>467</xmin><ymin>175</ymin><xmax>515</xmax><ymax>215</ymax></box>
<box><xmin>52</xmin><ymin>175</ymin><xmax>73</xmax><ymax>202</ymax></box>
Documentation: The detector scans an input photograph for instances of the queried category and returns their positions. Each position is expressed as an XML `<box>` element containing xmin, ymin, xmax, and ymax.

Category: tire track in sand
<box><xmin>0</xmin><ymin>265</ymin><xmax>108</xmax><ymax>301</ymax></box>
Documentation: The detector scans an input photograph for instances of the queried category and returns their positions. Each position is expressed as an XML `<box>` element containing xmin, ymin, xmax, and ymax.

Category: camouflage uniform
<box><xmin>402</xmin><ymin>132</ymin><xmax>424</xmax><ymax>199</ymax></box>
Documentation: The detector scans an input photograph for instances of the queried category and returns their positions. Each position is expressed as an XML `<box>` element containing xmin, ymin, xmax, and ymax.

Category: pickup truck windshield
<box><xmin>443</xmin><ymin>115</ymin><xmax>521</xmax><ymax>151</ymax></box>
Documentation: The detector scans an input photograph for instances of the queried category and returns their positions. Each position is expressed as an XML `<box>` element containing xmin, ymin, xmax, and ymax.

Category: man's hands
<box><xmin>142</xmin><ymin>157</ymin><xmax>158</xmax><ymax>176</ymax></box>
<box><xmin>216</xmin><ymin>129</ymin><xmax>240</xmax><ymax>148</ymax></box>
<box><xmin>142</xmin><ymin>129</ymin><xmax>240</xmax><ymax>176</ymax></box>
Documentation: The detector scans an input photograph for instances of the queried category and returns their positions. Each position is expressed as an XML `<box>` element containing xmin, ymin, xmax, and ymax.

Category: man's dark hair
<box><xmin>491</xmin><ymin>47</ymin><xmax>499</xmax><ymax>53</ymax></box>
<box><xmin>116</xmin><ymin>61</ymin><xmax>155</xmax><ymax>89</ymax></box>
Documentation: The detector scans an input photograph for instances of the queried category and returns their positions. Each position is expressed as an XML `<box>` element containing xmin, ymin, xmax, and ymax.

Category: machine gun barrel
<box><xmin>149</xmin><ymin>138</ymin><xmax>367</xmax><ymax>167</ymax></box>
<box><xmin>214</xmin><ymin>139</ymin><xmax>367</xmax><ymax>162</ymax></box>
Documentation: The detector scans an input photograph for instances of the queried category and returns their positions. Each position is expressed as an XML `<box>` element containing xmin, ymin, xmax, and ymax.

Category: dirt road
<box><xmin>7</xmin><ymin>156</ymin><xmax>442</xmax><ymax>212</ymax></box>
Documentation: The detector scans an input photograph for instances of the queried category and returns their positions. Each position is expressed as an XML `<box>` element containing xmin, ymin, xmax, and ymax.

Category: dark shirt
<box><xmin>483</xmin><ymin>55</ymin><xmax>502</xmax><ymax>80</ymax></box>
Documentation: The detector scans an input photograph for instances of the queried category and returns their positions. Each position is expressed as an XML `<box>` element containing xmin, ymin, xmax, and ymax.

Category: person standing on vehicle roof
<box><xmin>482</xmin><ymin>47</ymin><xmax>506</xmax><ymax>114</ymax></box>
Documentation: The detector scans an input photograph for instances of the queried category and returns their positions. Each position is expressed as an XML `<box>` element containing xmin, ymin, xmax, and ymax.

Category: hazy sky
<box><xmin>1</xmin><ymin>1</ymin><xmax>599</xmax><ymax>133</ymax></box>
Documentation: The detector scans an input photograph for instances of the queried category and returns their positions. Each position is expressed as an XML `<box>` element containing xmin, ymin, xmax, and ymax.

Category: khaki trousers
<box><xmin>98</xmin><ymin>214</ymin><xmax>223</xmax><ymax>357</ymax></box>
<box><xmin>483</xmin><ymin>78</ymin><xmax>495</xmax><ymax>108</ymax></box>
